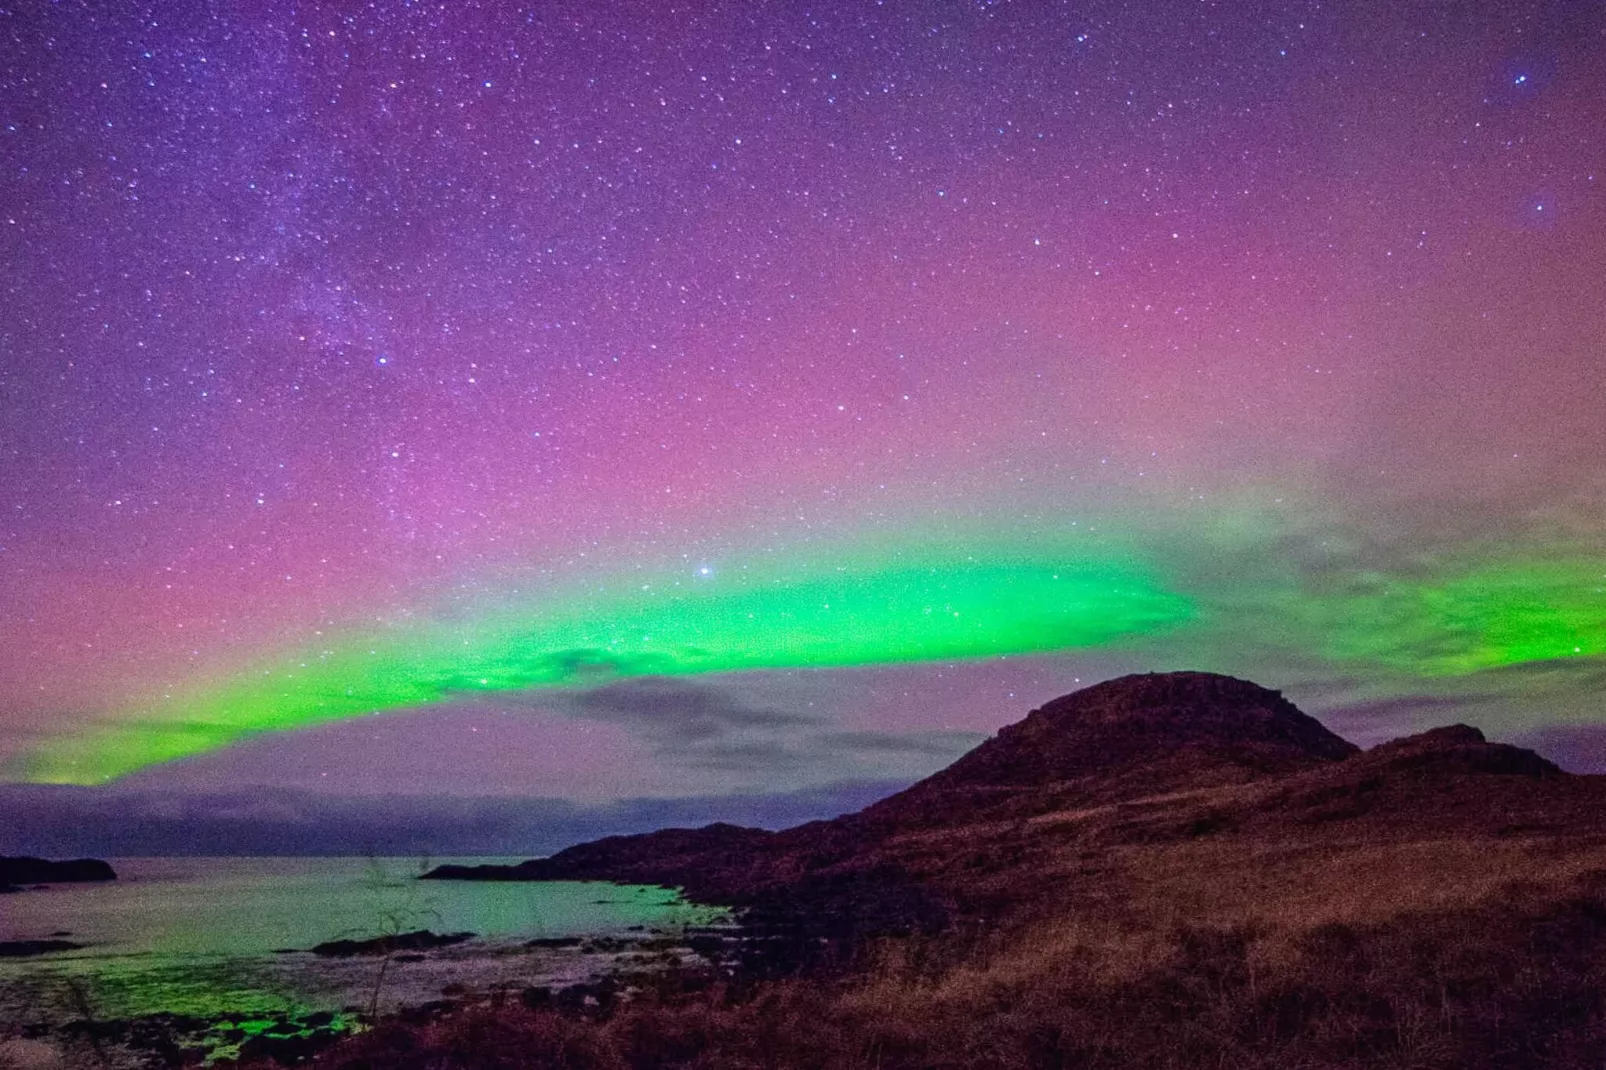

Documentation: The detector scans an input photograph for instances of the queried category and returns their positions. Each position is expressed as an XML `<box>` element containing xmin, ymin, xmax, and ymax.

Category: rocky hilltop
<box><xmin>856</xmin><ymin>670</ymin><xmax>1359</xmax><ymax>823</ymax></box>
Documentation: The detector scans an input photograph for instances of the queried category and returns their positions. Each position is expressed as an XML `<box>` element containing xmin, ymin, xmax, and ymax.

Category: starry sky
<box><xmin>2</xmin><ymin>1</ymin><xmax>1604</xmax><ymax>851</ymax></box>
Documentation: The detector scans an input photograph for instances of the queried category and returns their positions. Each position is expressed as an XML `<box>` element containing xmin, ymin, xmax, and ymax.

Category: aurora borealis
<box><xmin>19</xmin><ymin>553</ymin><xmax>1193</xmax><ymax>782</ymax></box>
<box><xmin>1</xmin><ymin>1</ymin><xmax>1603</xmax><ymax>832</ymax></box>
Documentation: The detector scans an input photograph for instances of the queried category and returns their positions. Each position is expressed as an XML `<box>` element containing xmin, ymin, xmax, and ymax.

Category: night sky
<box><xmin>2</xmin><ymin>1</ymin><xmax>1603</xmax><ymax>851</ymax></box>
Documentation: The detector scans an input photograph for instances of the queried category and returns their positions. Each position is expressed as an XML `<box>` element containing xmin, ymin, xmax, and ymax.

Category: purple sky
<box><xmin>2</xmin><ymin>1</ymin><xmax>1603</xmax><ymax>853</ymax></box>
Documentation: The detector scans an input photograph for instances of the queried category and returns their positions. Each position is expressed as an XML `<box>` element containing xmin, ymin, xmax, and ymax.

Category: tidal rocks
<box><xmin>237</xmin><ymin>1026</ymin><xmax>342</xmax><ymax>1065</ymax></box>
<box><xmin>306</xmin><ymin>930</ymin><xmax>474</xmax><ymax>957</ymax></box>
<box><xmin>55</xmin><ymin>1010</ymin><xmax>347</xmax><ymax>1067</ymax></box>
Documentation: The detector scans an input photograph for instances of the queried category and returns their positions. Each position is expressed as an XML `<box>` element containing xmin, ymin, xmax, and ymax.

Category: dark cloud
<box><xmin>552</xmin><ymin>677</ymin><xmax>988</xmax><ymax>781</ymax></box>
<box><xmin>561</xmin><ymin>676</ymin><xmax>824</xmax><ymax>775</ymax></box>
<box><xmin>1510</xmin><ymin>725</ymin><xmax>1606</xmax><ymax>775</ymax></box>
<box><xmin>0</xmin><ymin>780</ymin><xmax>911</xmax><ymax>859</ymax></box>
<box><xmin>570</xmin><ymin>676</ymin><xmax>819</xmax><ymax>742</ymax></box>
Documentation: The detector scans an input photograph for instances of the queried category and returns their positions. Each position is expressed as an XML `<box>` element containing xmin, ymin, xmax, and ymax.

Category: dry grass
<box><xmin>255</xmin><ymin>833</ymin><xmax>1606</xmax><ymax>1070</ymax></box>
<box><xmin>1120</xmin><ymin>836</ymin><xmax>1606</xmax><ymax>927</ymax></box>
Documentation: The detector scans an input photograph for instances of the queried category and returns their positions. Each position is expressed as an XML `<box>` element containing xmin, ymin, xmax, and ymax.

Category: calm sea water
<box><xmin>0</xmin><ymin>857</ymin><xmax>723</xmax><ymax>1026</ymax></box>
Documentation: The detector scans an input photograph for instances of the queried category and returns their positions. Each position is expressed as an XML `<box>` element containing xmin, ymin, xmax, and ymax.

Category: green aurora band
<box><xmin>1306</xmin><ymin>558</ymin><xmax>1606</xmax><ymax>677</ymax></box>
<box><xmin>19</xmin><ymin>554</ymin><xmax>1194</xmax><ymax>784</ymax></box>
<box><xmin>13</xmin><ymin>535</ymin><xmax>1605</xmax><ymax>785</ymax></box>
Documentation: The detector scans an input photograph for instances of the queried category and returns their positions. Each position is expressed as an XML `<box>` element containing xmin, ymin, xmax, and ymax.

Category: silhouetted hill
<box><xmin>859</xmin><ymin>671</ymin><xmax>1357</xmax><ymax>826</ymax></box>
<box><xmin>427</xmin><ymin>823</ymin><xmax>777</xmax><ymax>886</ymax></box>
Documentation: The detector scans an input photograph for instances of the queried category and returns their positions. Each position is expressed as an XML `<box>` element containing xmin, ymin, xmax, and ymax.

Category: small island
<box><xmin>0</xmin><ymin>855</ymin><xmax>116</xmax><ymax>892</ymax></box>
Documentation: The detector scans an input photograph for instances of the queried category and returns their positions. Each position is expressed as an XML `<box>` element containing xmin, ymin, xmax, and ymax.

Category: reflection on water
<box><xmin>0</xmin><ymin>857</ymin><xmax>723</xmax><ymax>1025</ymax></box>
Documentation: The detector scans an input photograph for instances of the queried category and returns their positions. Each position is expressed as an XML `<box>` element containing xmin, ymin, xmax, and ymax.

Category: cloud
<box><xmin>553</xmin><ymin>676</ymin><xmax>983</xmax><ymax>781</ymax></box>
<box><xmin>1511</xmin><ymin>725</ymin><xmax>1606</xmax><ymax>775</ymax></box>
<box><xmin>819</xmin><ymin>730</ymin><xmax>990</xmax><ymax>757</ymax></box>
<box><xmin>569</xmin><ymin>676</ymin><xmax>819</xmax><ymax>742</ymax></box>
<box><xmin>559</xmin><ymin>676</ymin><xmax>825</xmax><ymax>776</ymax></box>
<box><xmin>0</xmin><ymin>780</ymin><xmax>911</xmax><ymax>858</ymax></box>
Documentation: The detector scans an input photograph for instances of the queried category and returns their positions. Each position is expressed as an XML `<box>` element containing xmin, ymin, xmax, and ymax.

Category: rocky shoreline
<box><xmin>7</xmin><ymin>1007</ymin><xmax>353</xmax><ymax>1068</ymax></box>
<box><xmin>0</xmin><ymin>922</ymin><xmax>748</xmax><ymax>1068</ymax></box>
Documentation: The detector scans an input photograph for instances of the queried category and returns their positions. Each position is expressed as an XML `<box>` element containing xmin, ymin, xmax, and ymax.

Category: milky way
<box><xmin>2</xmin><ymin>1</ymin><xmax>1603</xmax><ymax>798</ymax></box>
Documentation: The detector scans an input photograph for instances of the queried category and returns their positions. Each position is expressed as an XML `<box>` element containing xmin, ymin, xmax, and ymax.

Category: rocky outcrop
<box><xmin>858</xmin><ymin>671</ymin><xmax>1358</xmax><ymax>827</ymax></box>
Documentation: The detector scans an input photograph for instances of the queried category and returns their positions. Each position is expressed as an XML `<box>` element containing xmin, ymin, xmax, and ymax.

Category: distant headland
<box><xmin>0</xmin><ymin>855</ymin><xmax>116</xmax><ymax>894</ymax></box>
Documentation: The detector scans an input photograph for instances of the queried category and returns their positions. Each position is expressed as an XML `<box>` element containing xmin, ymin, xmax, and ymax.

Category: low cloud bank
<box><xmin>0</xmin><ymin>779</ymin><xmax>909</xmax><ymax>859</ymax></box>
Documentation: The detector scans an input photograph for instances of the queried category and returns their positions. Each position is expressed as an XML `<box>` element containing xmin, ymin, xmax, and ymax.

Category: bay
<box><xmin>0</xmin><ymin>857</ymin><xmax>723</xmax><ymax>1030</ymax></box>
